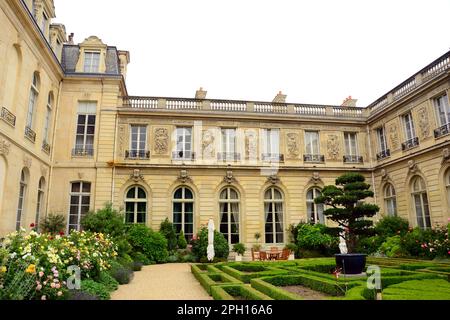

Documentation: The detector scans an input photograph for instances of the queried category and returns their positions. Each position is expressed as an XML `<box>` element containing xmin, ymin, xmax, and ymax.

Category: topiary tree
<box><xmin>159</xmin><ymin>218</ymin><xmax>178</xmax><ymax>251</ymax></box>
<box><xmin>177</xmin><ymin>230</ymin><xmax>188</xmax><ymax>249</ymax></box>
<box><xmin>314</xmin><ymin>173</ymin><xmax>380</xmax><ymax>253</ymax></box>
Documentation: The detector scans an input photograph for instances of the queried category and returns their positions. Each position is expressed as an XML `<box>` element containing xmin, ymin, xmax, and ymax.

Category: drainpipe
<box><xmin>111</xmin><ymin>109</ymin><xmax>118</xmax><ymax>206</ymax></box>
<box><xmin>366</xmin><ymin>123</ymin><xmax>378</xmax><ymax>221</ymax></box>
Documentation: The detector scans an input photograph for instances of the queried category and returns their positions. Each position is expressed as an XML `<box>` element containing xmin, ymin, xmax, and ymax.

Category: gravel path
<box><xmin>111</xmin><ymin>263</ymin><xmax>212</xmax><ymax>300</ymax></box>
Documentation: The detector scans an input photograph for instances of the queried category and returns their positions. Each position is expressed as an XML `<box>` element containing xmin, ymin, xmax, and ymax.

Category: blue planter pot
<box><xmin>335</xmin><ymin>254</ymin><xmax>367</xmax><ymax>275</ymax></box>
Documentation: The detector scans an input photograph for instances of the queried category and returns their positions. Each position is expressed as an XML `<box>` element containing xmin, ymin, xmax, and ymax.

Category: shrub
<box><xmin>81</xmin><ymin>204</ymin><xmax>126</xmax><ymax>238</ymax></box>
<box><xmin>127</xmin><ymin>224</ymin><xmax>168</xmax><ymax>263</ymax></box>
<box><xmin>284</xmin><ymin>243</ymin><xmax>297</xmax><ymax>254</ymax></box>
<box><xmin>98</xmin><ymin>271</ymin><xmax>119</xmax><ymax>291</ymax></box>
<box><xmin>159</xmin><ymin>218</ymin><xmax>178</xmax><ymax>251</ymax></box>
<box><xmin>232</xmin><ymin>243</ymin><xmax>246</xmax><ymax>255</ymax></box>
<box><xmin>181</xmin><ymin>254</ymin><xmax>197</xmax><ymax>263</ymax></box>
<box><xmin>379</xmin><ymin>236</ymin><xmax>407</xmax><ymax>258</ymax></box>
<box><xmin>191</xmin><ymin>227</ymin><xmax>229</xmax><ymax>261</ymax></box>
<box><xmin>130</xmin><ymin>252</ymin><xmax>152</xmax><ymax>265</ymax></box>
<box><xmin>133</xmin><ymin>261</ymin><xmax>143</xmax><ymax>271</ymax></box>
<box><xmin>400</xmin><ymin>226</ymin><xmax>449</xmax><ymax>259</ymax></box>
<box><xmin>375</xmin><ymin>216</ymin><xmax>410</xmax><ymax>239</ymax></box>
<box><xmin>296</xmin><ymin>223</ymin><xmax>339</xmax><ymax>255</ymax></box>
<box><xmin>109</xmin><ymin>260</ymin><xmax>133</xmax><ymax>285</ymax></box>
<box><xmin>167</xmin><ymin>255</ymin><xmax>179</xmax><ymax>263</ymax></box>
<box><xmin>39</xmin><ymin>213</ymin><xmax>66</xmax><ymax>235</ymax></box>
<box><xmin>67</xmin><ymin>290</ymin><xmax>99</xmax><ymax>300</ymax></box>
<box><xmin>178</xmin><ymin>231</ymin><xmax>188</xmax><ymax>249</ymax></box>
<box><xmin>80</xmin><ymin>280</ymin><xmax>111</xmax><ymax>300</ymax></box>
<box><xmin>354</xmin><ymin>235</ymin><xmax>384</xmax><ymax>255</ymax></box>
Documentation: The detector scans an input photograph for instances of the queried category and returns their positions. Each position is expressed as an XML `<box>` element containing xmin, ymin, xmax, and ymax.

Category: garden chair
<box><xmin>259</xmin><ymin>251</ymin><xmax>267</xmax><ymax>261</ymax></box>
<box><xmin>279</xmin><ymin>249</ymin><xmax>290</xmax><ymax>261</ymax></box>
<box><xmin>251</xmin><ymin>248</ymin><xmax>260</xmax><ymax>261</ymax></box>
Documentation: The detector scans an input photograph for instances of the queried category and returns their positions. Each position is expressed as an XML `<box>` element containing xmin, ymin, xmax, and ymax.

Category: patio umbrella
<box><xmin>339</xmin><ymin>231</ymin><xmax>348</xmax><ymax>254</ymax></box>
<box><xmin>207</xmin><ymin>218</ymin><xmax>215</xmax><ymax>262</ymax></box>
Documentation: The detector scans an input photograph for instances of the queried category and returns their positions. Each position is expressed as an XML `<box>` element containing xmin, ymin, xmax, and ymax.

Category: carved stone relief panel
<box><xmin>416</xmin><ymin>106</ymin><xmax>430</xmax><ymax>139</ymax></box>
<box><xmin>245</xmin><ymin>129</ymin><xmax>258</xmax><ymax>160</ymax></box>
<box><xmin>118</xmin><ymin>124</ymin><xmax>127</xmax><ymax>157</ymax></box>
<box><xmin>286</xmin><ymin>132</ymin><xmax>300</xmax><ymax>159</ymax></box>
<box><xmin>202</xmin><ymin>129</ymin><xmax>215</xmax><ymax>159</ymax></box>
<box><xmin>153</xmin><ymin>127</ymin><xmax>169</xmax><ymax>155</ymax></box>
<box><xmin>0</xmin><ymin>139</ymin><xmax>10</xmax><ymax>156</ymax></box>
<box><xmin>387</xmin><ymin>122</ymin><xmax>400</xmax><ymax>150</ymax></box>
<box><xmin>326</xmin><ymin>134</ymin><xmax>340</xmax><ymax>161</ymax></box>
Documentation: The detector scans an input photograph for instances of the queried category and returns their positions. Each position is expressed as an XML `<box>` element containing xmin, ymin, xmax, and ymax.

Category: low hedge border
<box><xmin>382</xmin><ymin>279</ymin><xmax>450</xmax><ymax>300</ymax></box>
<box><xmin>197</xmin><ymin>273</ymin><xmax>242</xmax><ymax>295</ymax></box>
<box><xmin>211</xmin><ymin>284</ymin><xmax>272</xmax><ymax>301</ymax></box>
<box><xmin>250</xmin><ymin>278</ymin><xmax>303</xmax><ymax>300</ymax></box>
<box><xmin>221</xmin><ymin>265</ymin><xmax>290</xmax><ymax>283</ymax></box>
<box><xmin>191</xmin><ymin>264</ymin><xmax>207</xmax><ymax>282</ymax></box>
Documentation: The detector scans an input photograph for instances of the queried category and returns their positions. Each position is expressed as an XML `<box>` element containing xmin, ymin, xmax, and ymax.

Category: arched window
<box><xmin>384</xmin><ymin>183</ymin><xmax>397</xmax><ymax>217</ymax></box>
<box><xmin>306</xmin><ymin>188</ymin><xmax>324</xmax><ymax>224</ymax></box>
<box><xmin>125</xmin><ymin>186</ymin><xmax>147</xmax><ymax>224</ymax></box>
<box><xmin>411</xmin><ymin>176</ymin><xmax>431</xmax><ymax>229</ymax></box>
<box><xmin>264</xmin><ymin>187</ymin><xmax>284</xmax><ymax>244</ymax></box>
<box><xmin>219</xmin><ymin>187</ymin><xmax>240</xmax><ymax>245</ymax></box>
<box><xmin>16</xmin><ymin>170</ymin><xmax>27</xmax><ymax>231</ymax></box>
<box><xmin>173</xmin><ymin>187</ymin><xmax>194</xmax><ymax>241</ymax></box>
<box><xmin>27</xmin><ymin>72</ymin><xmax>39</xmax><ymax>128</ymax></box>
<box><xmin>68</xmin><ymin>181</ymin><xmax>91</xmax><ymax>232</ymax></box>
<box><xmin>35</xmin><ymin>177</ymin><xmax>45</xmax><ymax>227</ymax></box>
<box><xmin>43</xmin><ymin>93</ymin><xmax>53</xmax><ymax>143</ymax></box>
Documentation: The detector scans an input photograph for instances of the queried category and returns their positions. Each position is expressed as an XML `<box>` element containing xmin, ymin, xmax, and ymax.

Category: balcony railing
<box><xmin>72</xmin><ymin>146</ymin><xmax>94</xmax><ymax>157</ymax></box>
<box><xmin>343</xmin><ymin>155</ymin><xmax>363</xmax><ymax>163</ymax></box>
<box><xmin>24</xmin><ymin>126</ymin><xmax>36</xmax><ymax>142</ymax></box>
<box><xmin>217</xmin><ymin>152</ymin><xmax>241</xmax><ymax>161</ymax></box>
<box><xmin>0</xmin><ymin>107</ymin><xmax>16</xmax><ymax>127</ymax></box>
<box><xmin>402</xmin><ymin>137</ymin><xmax>420</xmax><ymax>151</ymax></box>
<box><xmin>172</xmin><ymin>151</ymin><xmax>196</xmax><ymax>161</ymax></box>
<box><xmin>434</xmin><ymin>123</ymin><xmax>450</xmax><ymax>139</ymax></box>
<box><xmin>125</xmin><ymin>150</ymin><xmax>150</xmax><ymax>160</ymax></box>
<box><xmin>42</xmin><ymin>141</ymin><xmax>51</xmax><ymax>154</ymax></box>
<box><xmin>262</xmin><ymin>153</ymin><xmax>285</xmax><ymax>162</ymax></box>
<box><xmin>376</xmin><ymin>149</ymin><xmax>391</xmax><ymax>161</ymax></box>
<box><xmin>303</xmin><ymin>154</ymin><xmax>325</xmax><ymax>163</ymax></box>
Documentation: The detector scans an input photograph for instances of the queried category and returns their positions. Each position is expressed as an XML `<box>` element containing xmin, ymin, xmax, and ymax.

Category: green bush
<box><xmin>400</xmin><ymin>227</ymin><xmax>449</xmax><ymax>259</ymax></box>
<box><xmin>251</xmin><ymin>278</ymin><xmax>302</xmax><ymax>300</ymax></box>
<box><xmin>178</xmin><ymin>231</ymin><xmax>188</xmax><ymax>249</ymax></box>
<box><xmin>109</xmin><ymin>260</ymin><xmax>134</xmax><ymax>285</ymax></box>
<box><xmin>375</xmin><ymin>216</ymin><xmax>410</xmax><ymax>239</ymax></box>
<box><xmin>133</xmin><ymin>261</ymin><xmax>143</xmax><ymax>271</ymax></box>
<box><xmin>130</xmin><ymin>252</ymin><xmax>152</xmax><ymax>265</ymax></box>
<box><xmin>159</xmin><ymin>218</ymin><xmax>178</xmax><ymax>251</ymax></box>
<box><xmin>232</xmin><ymin>243</ymin><xmax>246</xmax><ymax>255</ymax></box>
<box><xmin>296</xmin><ymin>223</ymin><xmax>339</xmax><ymax>255</ymax></box>
<box><xmin>127</xmin><ymin>224</ymin><xmax>169</xmax><ymax>263</ymax></box>
<box><xmin>354</xmin><ymin>235</ymin><xmax>384</xmax><ymax>254</ymax></box>
<box><xmin>191</xmin><ymin>227</ymin><xmax>229</xmax><ymax>261</ymax></box>
<box><xmin>39</xmin><ymin>213</ymin><xmax>66</xmax><ymax>235</ymax></box>
<box><xmin>80</xmin><ymin>280</ymin><xmax>111</xmax><ymax>300</ymax></box>
<box><xmin>211</xmin><ymin>285</ymin><xmax>272</xmax><ymax>300</ymax></box>
<box><xmin>181</xmin><ymin>254</ymin><xmax>197</xmax><ymax>263</ymax></box>
<box><xmin>379</xmin><ymin>236</ymin><xmax>408</xmax><ymax>258</ymax></box>
<box><xmin>167</xmin><ymin>255</ymin><xmax>180</xmax><ymax>263</ymax></box>
<box><xmin>383</xmin><ymin>279</ymin><xmax>450</xmax><ymax>300</ymax></box>
<box><xmin>97</xmin><ymin>271</ymin><xmax>119</xmax><ymax>292</ymax></box>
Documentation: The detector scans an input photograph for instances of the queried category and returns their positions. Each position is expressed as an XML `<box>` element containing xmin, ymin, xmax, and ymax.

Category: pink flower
<box><xmin>39</xmin><ymin>271</ymin><xmax>44</xmax><ymax>278</ymax></box>
<box><xmin>55</xmin><ymin>283</ymin><xmax>61</xmax><ymax>289</ymax></box>
<box><xmin>51</xmin><ymin>283</ymin><xmax>56</xmax><ymax>288</ymax></box>
<box><xmin>36</xmin><ymin>284</ymin><xmax>42</xmax><ymax>291</ymax></box>
<box><xmin>41</xmin><ymin>295</ymin><xmax>46</xmax><ymax>300</ymax></box>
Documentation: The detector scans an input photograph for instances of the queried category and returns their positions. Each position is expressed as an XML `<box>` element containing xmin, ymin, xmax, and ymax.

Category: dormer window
<box><xmin>84</xmin><ymin>52</ymin><xmax>100</xmax><ymax>73</ymax></box>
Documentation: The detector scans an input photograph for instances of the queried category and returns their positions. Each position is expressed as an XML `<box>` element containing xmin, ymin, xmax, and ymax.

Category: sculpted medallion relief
<box><xmin>388</xmin><ymin>123</ymin><xmax>400</xmax><ymax>150</ymax></box>
<box><xmin>154</xmin><ymin>127</ymin><xmax>169</xmax><ymax>155</ymax></box>
<box><xmin>326</xmin><ymin>134</ymin><xmax>340</xmax><ymax>161</ymax></box>
<box><xmin>202</xmin><ymin>129</ymin><xmax>215</xmax><ymax>159</ymax></box>
<box><xmin>417</xmin><ymin>107</ymin><xmax>430</xmax><ymax>138</ymax></box>
<box><xmin>286</xmin><ymin>133</ymin><xmax>300</xmax><ymax>159</ymax></box>
<box><xmin>245</xmin><ymin>130</ymin><xmax>257</xmax><ymax>160</ymax></box>
<box><xmin>0</xmin><ymin>139</ymin><xmax>10</xmax><ymax>156</ymax></box>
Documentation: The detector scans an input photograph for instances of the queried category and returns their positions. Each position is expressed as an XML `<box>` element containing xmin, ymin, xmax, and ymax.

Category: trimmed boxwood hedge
<box><xmin>221</xmin><ymin>265</ymin><xmax>290</xmax><ymax>283</ymax></box>
<box><xmin>382</xmin><ymin>279</ymin><xmax>450</xmax><ymax>300</ymax></box>
<box><xmin>197</xmin><ymin>273</ymin><xmax>242</xmax><ymax>295</ymax></box>
<box><xmin>211</xmin><ymin>285</ymin><xmax>272</xmax><ymax>300</ymax></box>
<box><xmin>250</xmin><ymin>278</ymin><xmax>303</xmax><ymax>300</ymax></box>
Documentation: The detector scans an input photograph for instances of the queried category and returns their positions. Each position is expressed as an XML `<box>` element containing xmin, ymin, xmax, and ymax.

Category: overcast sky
<box><xmin>53</xmin><ymin>0</ymin><xmax>450</xmax><ymax>107</ymax></box>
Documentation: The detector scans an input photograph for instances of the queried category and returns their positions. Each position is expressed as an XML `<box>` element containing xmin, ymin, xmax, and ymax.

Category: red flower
<box><xmin>30</xmin><ymin>223</ymin><xmax>35</xmax><ymax>228</ymax></box>
<box><xmin>59</xmin><ymin>231</ymin><xmax>65</xmax><ymax>236</ymax></box>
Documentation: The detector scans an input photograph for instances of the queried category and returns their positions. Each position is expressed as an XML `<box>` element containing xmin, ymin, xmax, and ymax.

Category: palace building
<box><xmin>1</xmin><ymin>1</ymin><xmax>449</xmax><ymax>252</ymax></box>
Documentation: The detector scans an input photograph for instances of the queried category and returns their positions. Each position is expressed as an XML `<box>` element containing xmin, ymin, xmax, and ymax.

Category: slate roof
<box><xmin>61</xmin><ymin>44</ymin><xmax>121</xmax><ymax>75</ymax></box>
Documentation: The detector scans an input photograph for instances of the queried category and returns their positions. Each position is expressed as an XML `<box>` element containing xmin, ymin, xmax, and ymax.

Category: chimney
<box><xmin>273</xmin><ymin>91</ymin><xmax>287</xmax><ymax>103</ymax></box>
<box><xmin>195</xmin><ymin>87</ymin><xmax>207</xmax><ymax>100</ymax></box>
<box><xmin>118</xmin><ymin>50</ymin><xmax>130</xmax><ymax>80</ymax></box>
<box><xmin>68</xmin><ymin>33</ymin><xmax>74</xmax><ymax>44</ymax></box>
<box><xmin>341</xmin><ymin>96</ymin><xmax>358</xmax><ymax>107</ymax></box>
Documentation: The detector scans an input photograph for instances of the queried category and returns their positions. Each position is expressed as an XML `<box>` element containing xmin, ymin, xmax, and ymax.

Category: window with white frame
<box><xmin>175</xmin><ymin>127</ymin><xmax>192</xmax><ymax>159</ymax></box>
<box><xmin>376</xmin><ymin>127</ymin><xmax>388</xmax><ymax>153</ymax></box>
<box><xmin>125</xmin><ymin>186</ymin><xmax>147</xmax><ymax>224</ymax></box>
<box><xmin>27</xmin><ymin>73</ymin><xmax>39</xmax><ymax>128</ymax></box>
<box><xmin>74</xmin><ymin>102</ymin><xmax>96</xmax><ymax>156</ymax></box>
<box><xmin>307</xmin><ymin>188</ymin><xmax>324</xmax><ymax>224</ymax></box>
<box><xmin>402</xmin><ymin>112</ymin><xmax>416</xmax><ymax>142</ymax></box>
<box><xmin>221</xmin><ymin>128</ymin><xmax>237</xmax><ymax>160</ymax></box>
<box><xmin>262</xmin><ymin>129</ymin><xmax>280</xmax><ymax>159</ymax></box>
<box><xmin>68</xmin><ymin>182</ymin><xmax>91</xmax><ymax>232</ymax></box>
<box><xmin>305</xmin><ymin>131</ymin><xmax>320</xmax><ymax>155</ymax></box>
<box><xmin>84</xmin><ymin>52</ymin><xmax>100</xmax><ymax>73</ymax></box>
<box><xmin>411</xmin><ymin>176</ymin><xmax>431</xmax><ymax>229</ymax></box>
<box><xmin>219</xmin><ymin>187</ymin><xmax>240</xmax><ymax>245</ymax></box>
<box><xmin>264</xmin><ymin>187</ymin><xmax>284</xmax><ymax>244</ymax></box>
<box><xmin>35</xmin><ymin>177</ymin><xmax>45</xmax><ymax>227</ymax></box>
<box><xmin>434</xmin><ymin>94</ymin><xmax>450</xmax><ymax>127</ymax></box>
<box><xmin>384</xmin><ymin>183</ymin><xmax>397</xmax><ymax>217</ymax></box>
<box><xmin>43</xmin><ymin>93</ymin><xmax>53</xmax><ymax>143</ymax></box>
<box><xmin>344</xmin><ymin>132</ymin><xmax>358</xmax><ymax>156</ymax></box>
<box><xmin>16</xmin><ymin>170</ymin><xmax>27</xmax><ymax>231</ymax></box>
<box><xmin>173</xmin><ymin>187</ymin><xmax>194</xmax><ymax>241</ymax></box>
<box><xmin>129</xmin><ymin>125</ymin><xmax>147</xmax><ymax>158</ymax></box>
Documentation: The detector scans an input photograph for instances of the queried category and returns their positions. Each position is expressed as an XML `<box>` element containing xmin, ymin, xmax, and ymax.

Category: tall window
<box><xmin>221</xmin><ymin>128</ymin><xmax>237</xmax><ymax>160</ymax></box>
<box><xmin>35</xmin><ymin>177</ymin><xmax>45</xmax><ymax>227</ymax></box>
<box><xmin>411</xmin><ymin>177</ymin><xmax>431</xmax><ymax>229</ymax></box>
<box><xmin>344</xmin><ymin>132</ymin><xmax>358</xmax><ymax>156</ymax></box>
<box><xmin>305</xmin><ymin>131</ymin><xmax>320</xmax><ymax>155</ymax></box>
<box><xmin>402</xmin><ymin>112</ymin><xmax>416</xmax><ymax>141</ymax></box>
<box><xmin>307</xmin><ymin>188</ymin><xmax>324</xmax><ymax>224</ymax></box>
<box><xmin>16</xmin><ymin>170</ymin><xmax>27</xmax><ymax>231</ymax></box>
<box><xmin>68</xmin><ymin>182</ymin><xmax>91</xmax><ymax>232</ymax></box>
<box><xmin>129</xmin><ymin>125</ymin><xmax>147</xmax><ymax>158</ymax></box>
<box><xmin>376</xmin><ymin>127</ymin><xmax>387</xmax><ymax>152</ymax></box>
<box><xmin>173</xmin><ymin>187</ymin><xmax>194</xmax><ymax>241</ymax></box>
<box><xmin>74</xmin><ymin>102</ymin><xmax>96</xmax><ymax>156</ymax></box>
<box><xmin>219</xmin><ymin>187</ymin><xmax>240</xmax><ymax>245</ymax></box>
<box><xmin>84</xmin><ymin>52</ymin><xmax>100</xmax><ymax>73</ymax></box>
<box><xmin>262</xmin><ymin>129</ymin><xmax>280</xmax><ymax>158</ymax></box>
<box><xmin>434</xmin><ymin>94</ymin><xmax>450</xmax><ymax>127</ymax></box>
<box><xmin>27</xmin><ymin>73</ymin><xmax>39</xmax><ymax>128</ymax></box>
<box><xmin>125</xmin><ymin>186</ymin><xmax>147</xmax><ymax>224</ymax></box>
<box><xmin>43</xmin><ymin>93</ymin><xmax>53</xmax><ymax>142</ymax></box>
<box><xmin>264</xmin><ymin>187</ymin><xmax>284</xmax><ymax>244</ymax></box>
<box><xmin>175</xmin><ymin>127</ymin><xmax>193</xmax><ymax>159</ymax></box>
<box><xmin>384</xmin><ymin>183</ymin><xmax>397</xmax><ymax>217</ymax></box>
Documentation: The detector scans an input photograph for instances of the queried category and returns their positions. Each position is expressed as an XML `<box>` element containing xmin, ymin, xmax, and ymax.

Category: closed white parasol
<box><xmin>207</xmin><ymin>218</ymin><xmax>215</xmax><ymax>262</ymax></box>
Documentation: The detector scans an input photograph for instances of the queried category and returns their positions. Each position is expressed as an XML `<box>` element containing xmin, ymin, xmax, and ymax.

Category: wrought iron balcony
<box><xmin>343</xmin><ymin>155</ymin><xmax>363</xmax><ymax>163</ymax></box>
<box><xmin>125</xmin><ymin>150</ymin><xmax>150</xmax><ymax>160</ymax></box>
<box><xmin>172</xmin><ymin>150</ymin><xmax>196</xmax><ymax>161</ymax></box>
<box><xmin>434</xmin><ymin>123</ymin><xmax>450</xmax><ymax>139</ymax></box>
<box><xmin>303</xmin><ymin>154</ymin><xmax>325</xmax><ymax>163</ymax></box>
<box><xmin>72</xmin><ymin>146</ymin><xmax>94</xmax><ymax>157</ymax></box>
<box><xmin>262</xmin><ymin>153</ymin><xmax>285</xmax><ymax>162</ymax></box>
<box><xmin>42</xmin><ymin>141</ymin><xmax>51</xmax><ymax>154</ymax></box>
<box><xmin>217</xmin><ymin>152</ymin><xmax>241</xmax><ymax>161</ymax></box>
<box><xmin>24</xmin><ymin>126</ymin><xmax>36</xmax><ymax>142</ymax></box>
<box><xmin>402</xmin><ymin>137</ymin><xmax>420</xmax><ymax>151</ymax></box>
<box><xmin>0</xmin><ymin>107</ymin><xmax>16</xmax><ymax>127</ymax></box>
<box><xmin>376</xmin><ymin>149</ymin><xmax>391</xmax><ymax>160</ymax></box>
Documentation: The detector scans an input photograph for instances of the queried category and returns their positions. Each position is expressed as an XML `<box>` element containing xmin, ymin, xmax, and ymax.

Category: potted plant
<box><xmin>284</xmin><ymin>243</ymin><xmax>297</xmax><ymax>260</ymax></box>
<box><xmin>314</xmin><ymin>173</ymin><xmax>379</xmax><ymax>274</ymax></box>
<box><xmin>232</xmin><ymin>243</ymin><xmax>246</xmax><ymax>262</ymax></box>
